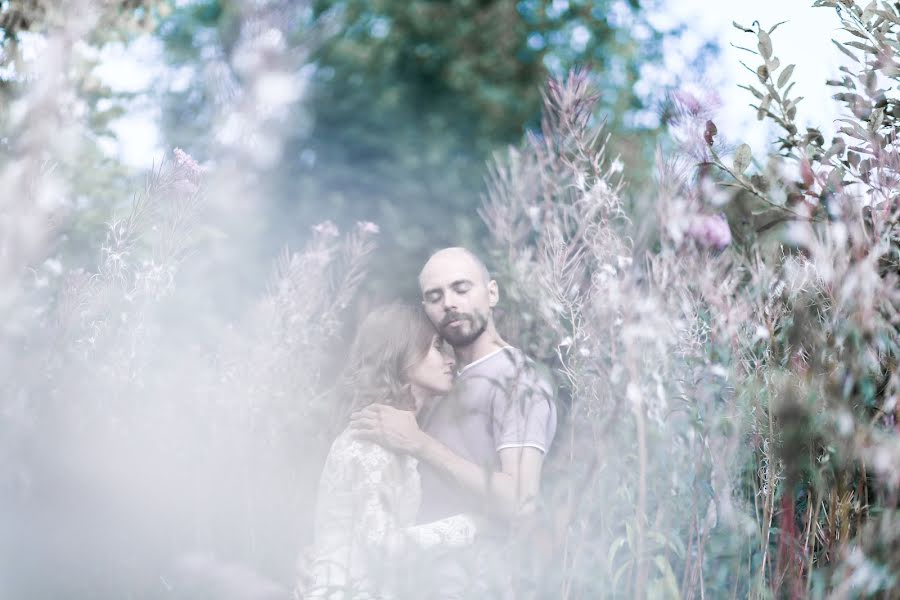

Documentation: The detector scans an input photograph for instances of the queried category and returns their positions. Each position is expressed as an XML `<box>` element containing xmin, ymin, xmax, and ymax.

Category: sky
<box><xmin>95</xmin><ymin>1</ymin><xmax>849</xmax><ymax>169</ymax></box>
<box><xmin>661</xmin><ymin>0</ymin><xmax>845</xmax><ymax>152</ymax></box>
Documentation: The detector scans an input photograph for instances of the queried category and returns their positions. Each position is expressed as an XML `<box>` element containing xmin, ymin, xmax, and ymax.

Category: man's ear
<box><xmin>488</xmin><ymin>280</ymin><xmax>499</xmax><ymax>307</ymax></box>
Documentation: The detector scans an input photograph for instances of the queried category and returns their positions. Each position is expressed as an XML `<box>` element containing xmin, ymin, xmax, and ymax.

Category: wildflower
<box><xmin>673</xmin><ymin>90</ymin><xmax>702</xmax><ymax>116</ymax></box>
<box><xmin>687</xmin><ymin>213</ymin><xmax>731</xmax><ymax>250</ymax></box>
<box><xmin>43</xmin><ymin>257</ymin><xmax>63</xmax><ymax>275</ymax></box>
<box><xmin>356</xmin><ymin>221</ymin><xmax>380</xmax><ymax>235</ymax></box>
<box><xmin>626</xmin><ymin>382</ymin><xmax>641</xmax><ymax>406</ymax></box>
<box><xmin>173</xmin><ymin>179</ymin><xmax>200</xmax><ymax>196</ymax></box>
<box><xmin>173</xmin><ymin>147</ymin><xmax>202</xmax><ymax>179</ymax></box>
<box><xmin>312</xmin><ymin>221</ymin><xmax>339</xmax><ymax>237</ymax></box>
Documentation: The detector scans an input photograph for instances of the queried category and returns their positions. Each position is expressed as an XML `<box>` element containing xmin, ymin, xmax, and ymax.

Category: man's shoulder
<box><xmin>501</xmin><ymin>347</ymin><xmax>553</xmax><ymax>385</ymax></box>
<box><xmin>467</xmin><ymin>346</ymin><xmax>537</xmax><ymax>373</ymax></box>
<box><xmin>466</xmin><ymin>346</ymin><xmax>555</xmax><ymax>398</ymax></box>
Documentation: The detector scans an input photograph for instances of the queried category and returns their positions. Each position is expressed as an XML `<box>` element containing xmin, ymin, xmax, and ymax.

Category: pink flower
<box><xmin>173</xmin><ymin>147</ymin><xmax>203</xmax><ymax>182</ymax></box>
<box><xmin>673</xmin><ymin>90</ymin><xmax>702</xmax><ymax>116</ymax></box>
<box><xmin>312</xmin><ymin>220</ymin><xmax>339</xmax><ymax>237</ymax></box>
<box><xmin>173</xmin><ymin>179</ymin><xmax>200</xmax><ymax>196</ymax></box>
<box><xmin>356</xmin><ymin>221</ymin><xmax>380</xmax><ymax>234</ymax></box>
<box><xmin>687</xmin><ymin>214</ymin><xmax>732</xmax><ymax>251</ymax></box>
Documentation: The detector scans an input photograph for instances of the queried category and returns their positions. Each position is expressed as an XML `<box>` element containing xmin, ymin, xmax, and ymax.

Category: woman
<box><xmin>301</xmin><ymin>304</ymin><xmax>479</xmax><ymax>599</ymax></box>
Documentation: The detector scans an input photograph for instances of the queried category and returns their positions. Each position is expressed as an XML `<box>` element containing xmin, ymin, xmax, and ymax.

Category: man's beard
<box><xmin>439</xmin><ymin>310</ymin><xmax>488</xmax><ymax>347</ymax></box>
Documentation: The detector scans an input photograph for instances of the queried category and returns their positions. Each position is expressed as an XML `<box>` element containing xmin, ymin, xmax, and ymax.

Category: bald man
<box><xmin>351</xmin><ymin>248</ymin><xmax>557</xmax><ymax>596</ymax></box>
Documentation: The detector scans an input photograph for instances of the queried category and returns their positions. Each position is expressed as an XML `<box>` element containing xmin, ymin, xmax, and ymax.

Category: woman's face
<box><xmin>407</xmin><ymin>335</ymin><xmax>455</xmax><ymax>407</ymax></box>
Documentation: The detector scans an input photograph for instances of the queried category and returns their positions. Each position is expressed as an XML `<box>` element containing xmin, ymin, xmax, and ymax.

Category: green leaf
<box><xmin>832</xmin><ymin>39</ymin><xmax>860</xmax><ymax>63</ymax></box>
<box><xmin>757</xmin><ymin>97</ymin><xmax>772</xmax><ymax>121</ymax></box>
<box><xmin>768</xmin><ymin>20</ymin><xmax>789</xmax><ymax>34</ymax></box>
<box><xmin>738</xmin><ymin>84</ymin><xmax>765</xmax><ymax>100</ymax></box>
<box><xmin>876</xmin><ymin>9</ymin><xmax>900</xmax><ymax>26</ymax></box>
<box><xmin>612</xmin><ymin>561</ymin><xmax>632</xmax><ymax>589</ymax></box>
<box><xmin>608</xmin><ymin>535</ymin><xmax>628</xmax><ymax>567</ymax></box>
<box><xmin>733</xmin><ymin>143</ymin><xmax>752</xmax><ymax>174</ymax></box>
<box><xmin>777</xmin><ymin>64</ymin><xmax>795</xmax><ymax>88</ymax></box>
<box><xmin>758</xmin><ymin>30</ymin><xmax>773</xmax><ymax>59</ymax></box>
<box><xmin>653</xmin><ymin>556</ymin><xmax>682</xmax><ymax>599</ymax></box>
<box><xmin>845</xmin><ymin>40</ymin><xmax>878</xmax><ymax>53</ymax></box>
<box><xmin>823</xmin><ymin>137</ymin><xmax>846</xmax><ymax>160</ymax></box>
<box><xmin>861</xmin><ymin>1</ymin><xmax>877</xmax><ymax>22</ymax></box>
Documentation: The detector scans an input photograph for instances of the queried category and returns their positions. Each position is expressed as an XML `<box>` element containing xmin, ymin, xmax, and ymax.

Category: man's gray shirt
<box><xmin>417</xmin><ymin>346</ymin><xmax>557</xmax><ymax>522</ymax></box>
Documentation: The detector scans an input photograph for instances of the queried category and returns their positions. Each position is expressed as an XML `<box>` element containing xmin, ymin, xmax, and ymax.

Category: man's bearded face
<box><xmin>436</xmin><ymin>308</ymin><xmax>488</xmax><ymax>346</ymax></box>
<box><xmin>419</xmin><ymin>250</ymin><xmax>495</xmax><ymax>349</ymax></box>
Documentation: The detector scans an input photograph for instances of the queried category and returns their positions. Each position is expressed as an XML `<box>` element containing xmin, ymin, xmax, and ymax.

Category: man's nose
<box><xmin>442</xmin><ymin>291</ymin><xmax>459</xmax><ymax>311</ymax></box>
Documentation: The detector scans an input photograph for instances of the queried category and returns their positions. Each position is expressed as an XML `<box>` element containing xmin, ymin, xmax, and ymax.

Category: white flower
<box><xmin>43</xmin><ymin>257</ymin><xmax>62</xmax><ymax>275</ymax></box>
<box><xmin>312</xmin><ymin>221</ymin><xmax>339</xmax><ymax>237</ymax></box>
<box><xmin>626</xmin><ymin>382</ymin><xmax>641</xmax><ymax>406</ymax></box>
<box><xmin>356</xmin><ymin>221</ymin><xmax>380</xmax><ymax>234</ymax></box>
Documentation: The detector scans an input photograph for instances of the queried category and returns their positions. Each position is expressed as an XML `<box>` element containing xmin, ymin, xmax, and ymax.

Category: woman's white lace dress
<box><xmin>303</xmin><ymin>430</ymin><xmax>477</xmax><ymax>599</ymax></box>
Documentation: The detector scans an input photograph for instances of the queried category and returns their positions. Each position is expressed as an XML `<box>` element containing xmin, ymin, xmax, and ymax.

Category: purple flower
<box><xmin>673</xmin><ymin>90</ymin><xmax>703</xmax><ymax>116</ymax></box>
<box><xmin>172</xmin><ymin>148</ymin><xmax>203</xmax><ymax>195</ymax></box>
<box><xmin>173</xmin><ymin>148</ymin><xmax>202</xmax><ymax>178</ymax></box>
<box><xmin>687</xmin><ymin>214</ymin><xmax>732</xmax><ymax>250</ymax></box>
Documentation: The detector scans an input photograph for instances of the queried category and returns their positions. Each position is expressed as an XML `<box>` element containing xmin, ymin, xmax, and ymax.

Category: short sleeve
<box><xmin>490</xmin><ymin>362</ymin><xmax>557</xmax><ymax>454</ymax></box>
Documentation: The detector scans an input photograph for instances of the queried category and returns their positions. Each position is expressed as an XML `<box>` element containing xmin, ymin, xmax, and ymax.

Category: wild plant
<box><xmin>482</xmin><ymin>3</ymin><xmax>898</xmax><ymax>597</ymax></box>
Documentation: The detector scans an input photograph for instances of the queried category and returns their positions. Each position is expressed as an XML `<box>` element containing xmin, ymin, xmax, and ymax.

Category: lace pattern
<box><xmin>304</xmin><ymin>431</ymin><xmax>478</xmax><ymax>598</ymax></box>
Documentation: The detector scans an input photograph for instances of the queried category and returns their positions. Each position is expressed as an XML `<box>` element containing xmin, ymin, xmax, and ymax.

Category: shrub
<box><xmin>482</xmin><ymin>2</ymin><xmax>898</xmax><ymax>597</ymax></box>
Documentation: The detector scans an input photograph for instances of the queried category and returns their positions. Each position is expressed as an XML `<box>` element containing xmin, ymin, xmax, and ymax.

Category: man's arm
<box><xmin>349</xmin><ymin>404</ymin><xmax>545</xmax><ymax>521</ymax></box>
<box><xmin>418</xmin><ymin>433</ymin><xmax>545</xmax><ymax>521</ymax></box>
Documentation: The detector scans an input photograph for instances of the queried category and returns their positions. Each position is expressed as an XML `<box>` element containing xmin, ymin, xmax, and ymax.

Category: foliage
<box><xmin>479</xmin><ymin>2</ymin><xmax>898</xmax><ymax>597</ymax></box>
<box><xmin>0</xmin><ymin>0</ymin><xmax>176</xmax><ymax>268</ymax></box>
<box><xmin>155</xmin><ymin>0</ymin><xmax>670</xmax><ymax>300</ymax></box>
<box><xmin>0</xmin><ymin>148</ymin><xmax>377</xmax><ymax>596</ymax></box>
<box><xmin>1</xmin><ymin>0</ymin><xmax>897</xmax><ymax>599</ymax></box>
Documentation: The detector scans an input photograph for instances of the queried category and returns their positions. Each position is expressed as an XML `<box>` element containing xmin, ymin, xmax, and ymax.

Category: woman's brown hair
<box><xmin>339</xmin><ymin>303</ymin><xmax>438</xmax><ymax>414</ymax></box>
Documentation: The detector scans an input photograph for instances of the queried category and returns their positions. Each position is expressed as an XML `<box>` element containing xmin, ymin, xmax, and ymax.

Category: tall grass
<box><xmin>481</xmin><ymin>3</ymin><xmax>898</xmax><ymax>596</ymax></box>
<box><xmin>0</xmin><ymin>0</ymin><xmax>897</xmax><ymax>598</ymax></box>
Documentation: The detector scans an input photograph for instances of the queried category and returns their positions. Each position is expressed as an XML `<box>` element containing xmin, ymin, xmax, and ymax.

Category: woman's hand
<box><xmin>349</xmin><ymin>404</ymin><xmax>427</xmax><ymax>455</ymax></box>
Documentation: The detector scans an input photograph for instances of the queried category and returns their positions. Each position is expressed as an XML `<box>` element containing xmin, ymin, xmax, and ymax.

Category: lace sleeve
<box><xmin>394</xmin><ymin>513</ymin><xmax>479</xmax><ymax>551</ymax></box>
<box><xmin>344</xmin><ymin>442</ymin><xmax>478</xmax><ymax>557</ymax></box>
<box><xmin>360</xmin><ymin>499</ymin><xmax>479</xmax><ymax>557</ymax></box>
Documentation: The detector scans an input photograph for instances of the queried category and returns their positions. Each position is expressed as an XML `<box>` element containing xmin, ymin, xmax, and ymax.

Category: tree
<box><xmin>156</xmin><ymin>0</ymin><xmax>669</xmax><ymax>299</ymax></box>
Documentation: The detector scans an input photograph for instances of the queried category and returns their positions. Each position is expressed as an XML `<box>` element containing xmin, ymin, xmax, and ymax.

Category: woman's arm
<box><xmin>350</xmin><ymin>405</ymin><xmax>546</xmax><ymax>521</ymax></box>
<box><xmin>347</xmin><ymin>443</ymin><xmax>479</xmax><ymax>557</ymax></box>
<box><xmin>370</xmin><ymin>513</ymin><xmax>480</xmax><ymax>554</ymax></box>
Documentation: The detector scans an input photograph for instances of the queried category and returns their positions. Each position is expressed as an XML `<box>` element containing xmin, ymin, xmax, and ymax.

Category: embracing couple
<box><xmin>299</xmin><ymin>247</ymin><xmax>558</xmax><ymax>599</ymax></box>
